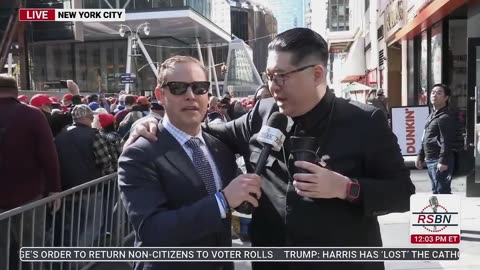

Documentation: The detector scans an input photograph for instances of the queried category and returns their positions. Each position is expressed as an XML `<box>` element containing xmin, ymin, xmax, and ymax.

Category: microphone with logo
<box><xmin>235</xmin><ymin>112</ymin><xmax>288</xmax><ymax>214</ymax></box>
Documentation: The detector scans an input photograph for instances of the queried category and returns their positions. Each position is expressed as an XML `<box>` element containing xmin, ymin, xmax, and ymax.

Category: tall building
<box><xmin>309</xmin><ymin>0</ymin><xmax>328</xmax><ymax>37</ymax></box>
<box><xmin>230</xmin><ymin>0</ymin><xmax>277</xmax><ymax>72</ymax></box>
<box><xmin>22</xmin><ymin>0</ymin><xmax>232</xmax><ymax>94</ymax></box>
<box><xmin>304</xmin><ymin>0</ymin><xmax>312</xmax><ymax>29</ymax></box>
<box><xmin>263</xmin><ymin>0</ymin><xmax>304</xmax><ymax>33</ymax></box>
<box><xmin>316</xmin><ymin>0</ymin><xmax>366</xmax><ymax>98</ymax></box>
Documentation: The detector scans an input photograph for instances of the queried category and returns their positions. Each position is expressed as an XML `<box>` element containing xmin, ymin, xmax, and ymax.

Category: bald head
<box><xmin>0</xmin><ymin>74</ymin><xmax>18</xmax><ymax>97</ymax></box>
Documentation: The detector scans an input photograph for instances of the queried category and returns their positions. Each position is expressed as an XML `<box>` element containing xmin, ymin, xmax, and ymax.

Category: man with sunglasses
<box><xmin>117</xmin><ymin>56</ymin><xmax>261</xmax><ymax>270</ymax></box>
<box><xmin>127</xmin><ymin>29</ymin><xmax>415</xmax><ymax>270</ymax></box>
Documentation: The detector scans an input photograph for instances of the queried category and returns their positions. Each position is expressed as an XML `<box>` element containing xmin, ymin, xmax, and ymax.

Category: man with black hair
<box><xmin>115</xmin><ymin>95</ymin><xmax>136</xmax><ymax>126</ymax></box>
<box><xmin>128</xmin><ymin>28</ymin><xmax>415</xmax><ymax>270</ymax></box>
<box><xmin>416</xmin><ymin>83</ymin><xmax>456</xmax><ymax>194</ymax></box>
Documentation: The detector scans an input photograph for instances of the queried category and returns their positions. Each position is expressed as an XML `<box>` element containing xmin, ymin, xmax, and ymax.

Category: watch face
<box><xmin>349</xmin><ymin>183</ymin><xmax>360</xmax><ymax>198</ymax></box>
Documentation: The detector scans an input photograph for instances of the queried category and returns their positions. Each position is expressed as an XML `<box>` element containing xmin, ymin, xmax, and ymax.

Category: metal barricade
<box><xmin>0</xmin><ymin>173</ymin><xmax>133</xmax><ymax>270</ymax></box>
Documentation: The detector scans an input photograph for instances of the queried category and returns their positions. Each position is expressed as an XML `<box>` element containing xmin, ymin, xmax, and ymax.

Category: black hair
<box><xmin>268</xmin><ymin>28</ymin><xmax>329</xmax><ymax>67</ymax></box>
<box><xmin>253</xmin><ymin>85</ymin><xmax>271</xmax><ymax>104</ymax></box>
<box><xmin>432</xmin><ymin>83</ymin><xmax>451</xmax><ymax>106</ymax></box>
<box><xmin>102</xmin><ymin>123</ymin><xmax>116</xmax><ymax>133</ymax></box>
<box><xmin>125</xmin><ymin>95</ymin><xmax>136</xmax><ymax>106</ymax></box>
<box><xmin>87</xmin><ymin>94</ymin><xmax>98</xmax><ymax>103</ymax></box>
<box><xmin>432</xmin><ymin>83</ymin><xmax>451</xmax><ymax>96</ymax></box>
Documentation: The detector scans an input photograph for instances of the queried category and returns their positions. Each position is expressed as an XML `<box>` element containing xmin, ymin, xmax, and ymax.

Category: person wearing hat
<box><xmin>0</xmin><ymin>74</ymin><xmax>61</xmax><ymax>266</ymax></box>
<box><xmin>98</xmin><ymin>113</ymin><xmax>122</xmax><ymax>172</ymax></box>
<box><xmin>54</xmin><ymin>104</ymin><xmax>113</xmax><ymax>246</ymax></box>
<box><xmin>135</xmin><ymin>96</ymin><xmax>151</xmax><ymax>116</ymax></box>
<box><xmin>62</xmin><ymin>93</ymin><xmax>74</xmax><ymax>106</ymax></box>
<box><xmin>88</xmin><ymin>101</ymin><xmax>100</xmax><ymax>111</ymax></box>
<box><xmin>17</xmin><ymin>95</ymin><xmax>28</xmax><ymax>104</ymax></box>
<box><xmin>149</xmin><ymin>102</ymin><xmax>165</xmax><ymax>120</ymax></box>
<box><xmin>30</xmin><ymin>94</ymin><xmax>53</xmax><ymax>114</ymax></box>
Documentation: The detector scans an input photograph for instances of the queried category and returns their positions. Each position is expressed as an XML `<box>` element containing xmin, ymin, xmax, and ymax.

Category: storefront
<box><xmin>391</xmin><ymin>0</ymin><xmax>480</xmax><ymax>196</ymax></box>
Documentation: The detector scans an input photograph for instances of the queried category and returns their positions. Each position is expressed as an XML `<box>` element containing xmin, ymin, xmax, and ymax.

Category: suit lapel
<box><xmin>158</xmin><ymin>124</ymin><xmax>206</xmax><ymax>192</ymax></box>
<box><xmin>203</xmin><ymin>132</ymin><xmax>232</xmax><ymax>188</ymax></box>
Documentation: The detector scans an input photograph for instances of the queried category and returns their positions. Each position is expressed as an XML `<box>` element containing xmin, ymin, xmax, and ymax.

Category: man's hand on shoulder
<box><xmin>123</xmin><ymin>117</ymin><xmax>159</xmax><ymax>149</ymax></box>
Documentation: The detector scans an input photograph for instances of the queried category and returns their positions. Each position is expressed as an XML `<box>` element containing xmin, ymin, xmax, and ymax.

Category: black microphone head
<box><xmin>267</xmin><ymin>112</ymin><xmax>288</xmax><ymax>135</ymax></box>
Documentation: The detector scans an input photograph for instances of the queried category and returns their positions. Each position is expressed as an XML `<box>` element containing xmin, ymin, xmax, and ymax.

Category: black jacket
<box><xmin>207</xmin><ymin>91</ymin><xmax>415</xmax><ymax>270</ymax></box>
<box><xmin>55</xmin><ymin>123</ymin><xmax>102</xmax><ymax>190</ymax></box>
<box><xmin>118</xmin><ymin>124</ymin><xmax>236</xmax><ymax>270</ymax></box>
<box><xmin>418</xmin><ymin>106</ymin><xmax>455</xmax><ymax>164</ymax></box>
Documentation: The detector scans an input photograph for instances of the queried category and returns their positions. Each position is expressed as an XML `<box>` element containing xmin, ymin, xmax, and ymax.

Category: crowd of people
<box><xmin>0</xmin><ymin>71</ymin><xmax>272</xmax><ymax>265</ymax></box>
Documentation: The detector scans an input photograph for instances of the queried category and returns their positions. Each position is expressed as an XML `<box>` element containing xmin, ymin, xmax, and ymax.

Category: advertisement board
<box><xmin>391</xmin><ymin>106</ymin><xmax>430</xmax><ymax>156</ymax></box>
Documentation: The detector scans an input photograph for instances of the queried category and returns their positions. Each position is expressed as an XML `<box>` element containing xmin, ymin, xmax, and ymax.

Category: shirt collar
<box><xmin>163</xmin><ymin>115</ymin><xmax>205</xmax><ymax>146</ymax></box>
<box><xmin>292</xmin><ymin>88</ymin><xmax>335</xmax><ymax>134</ymax></box>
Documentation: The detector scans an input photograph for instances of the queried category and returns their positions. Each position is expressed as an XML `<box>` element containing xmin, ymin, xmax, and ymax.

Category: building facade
<box><xmin>317</xmin><ymin>0</ymin><xmax>367</xmax><ymax>98</ymax></box>
<box><xmin>263</xmin><ymin>0</ymin><xmax>304</xmax><ymax>33</ymax></box>
<box><xmin>25</xmin><ymin>0</ymin><xmax>232</xmax><ymax>94</ymax></box>
<box><xmin>384</xmin><ymin>0</ymin><xmax>480</xmax><ymax>196</ymax></box>
<box><xmin>230</xmin><ymin>0</ymin><xmax>277</xmax><ymax>73</ymax></box>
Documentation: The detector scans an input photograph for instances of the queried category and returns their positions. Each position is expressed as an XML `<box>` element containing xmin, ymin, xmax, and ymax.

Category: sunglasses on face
<box><xmin>161</xmin><ymin>81</ymin><xmax>210</xmax><ymax>96</ymax></box>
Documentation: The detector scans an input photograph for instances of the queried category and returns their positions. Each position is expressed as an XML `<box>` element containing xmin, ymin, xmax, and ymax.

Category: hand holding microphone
<box><xmin>235</xmin><ymin>112</ymin><xmax>288</xmax><ymax>214</ymax></box>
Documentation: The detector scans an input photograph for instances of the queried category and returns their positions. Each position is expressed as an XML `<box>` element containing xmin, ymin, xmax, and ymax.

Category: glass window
<box><xmin>430</xmin><ymin>22</ymin><xmax>442</xmax><ymax>85</ymax></box>
<box><xmin>419</xmin><ymin>31</ymin><xmax>428</xmax><ymax>105</ymax></box>
<box><xmin>447</xmin><ymin>19</ymin><xmax>467</xmax><ymax>111</ymax></box>
<box><xmin>407</xmin><ymin>39</ymin><xmax>415</xmax><ymax>105</ymax></box>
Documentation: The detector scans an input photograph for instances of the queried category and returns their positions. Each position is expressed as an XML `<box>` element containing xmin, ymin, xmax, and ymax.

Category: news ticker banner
<box><xmin>410</xmin><ymin>194</ymin><xmax>461</xmax><ymax>244</ymax></box>
<box><xmin>19</xmin><ymin>9</ymin><xmax>125</xmax><ymax>22</ymax></box>
<box><xmin>20</xmin><ymin>247</ymin><xmax>459</xmax><ymax>262</ymax></box>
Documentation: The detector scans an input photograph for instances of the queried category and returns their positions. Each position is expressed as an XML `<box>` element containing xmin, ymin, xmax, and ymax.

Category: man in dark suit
<box><xmin>117</xmin><ymin>56</ymin><xmax>261</xmax><ymax>270</ymax></box>
<box><xmin>127</xmin><ymin>28</ymin><xmax>415</xmax><ymax>270</ymax></box>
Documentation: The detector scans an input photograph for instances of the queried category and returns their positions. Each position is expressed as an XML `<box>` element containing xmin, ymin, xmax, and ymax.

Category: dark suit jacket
<box><xmin>118</xmin><ymin>123</ymin><xmax>237</xmax><ymax>270</ymax></box>
<box><xmin>206</xmin><ymin>91</ymin><xmax>415</xmax><ymax>270</ymax></box>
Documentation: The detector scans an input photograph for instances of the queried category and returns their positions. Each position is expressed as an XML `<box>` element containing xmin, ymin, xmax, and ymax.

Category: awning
<box><xmin>82</xmin><ymin>9</ymin><xmax>231</xmax><ymax>43</ymax></box>
<box><xmin>340</xmin><ymin>37</ymin><xmax>365</xmax><ymax>83</ymax></box>
<box><xmin>389</xmin><ymin>0</ymin><xmax>466</xmax><ymax>45</ymax></box>
<box><xmin>341</xmin><ymin>75</ymin><xmax>363</xmax><ymax>83</ymax></box>
<box><xmin>342</xmin><ymin>82</ymin><xmax>372</xmax><ymax>93</ymax></box>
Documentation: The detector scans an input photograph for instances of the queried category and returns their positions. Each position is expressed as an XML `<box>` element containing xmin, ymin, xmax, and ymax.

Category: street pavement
<box><xmin>91</xmin><ymin>168</ymin><xmax>480</xmax><ymax>270</ymax></box>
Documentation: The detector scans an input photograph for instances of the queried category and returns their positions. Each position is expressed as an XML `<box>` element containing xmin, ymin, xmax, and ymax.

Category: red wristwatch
<box><xmin>346</xmin><ymin>178</ymin><xmax>360</xmax><ymax>202</ymax></box>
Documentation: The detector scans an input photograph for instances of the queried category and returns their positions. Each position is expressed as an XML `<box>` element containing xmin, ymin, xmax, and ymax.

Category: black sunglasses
<box><xmin>161</xmin><ymin>81</ymin><xmax>210</xmax><ymax>96</ymax></box>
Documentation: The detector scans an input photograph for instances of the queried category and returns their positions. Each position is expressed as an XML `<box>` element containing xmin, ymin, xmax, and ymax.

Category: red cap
<box><xmin>30</xmin><ymin>94</ymin><xmax>52</xmax><ymax>108</ymax></box>
<box><xmin>98</xmin><ymin>113</ymin><xmax>115</xmax><ymax>128</ymax></box>
<box><xmin>49</xmin><ymin>96</ymin><xmax>59</xmax><ymax>103</ymax></box>
<box><xmin>137</xmin><ymin>96</ymin><xmax>149</xmax><ymax>105</ymax></box>
<box><xmin>17</xmin><ymin>95</ymin><xmax>28</xmax><ymax>103</ymax></box>
<box><xmin>63</xmin><ymin>93</ymin><xmax>73</xmax><ymax>102</ymax></box>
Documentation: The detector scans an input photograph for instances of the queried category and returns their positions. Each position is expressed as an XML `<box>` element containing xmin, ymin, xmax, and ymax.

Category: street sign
<box><xmin>120</xmin><ymin>73</ymin><xmax>136</xmax><ymax>84</ymax></box>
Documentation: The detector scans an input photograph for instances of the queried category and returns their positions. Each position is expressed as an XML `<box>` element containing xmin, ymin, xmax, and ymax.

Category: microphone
<box><xmin>235</xmin><ymin>112</ymin><xmax>288</xmax><ymax>214</ymax></box>
<box><xmin>289</xmin><ymin>136</ymin><xmax>318</xmax><ymax>174</ymax></box>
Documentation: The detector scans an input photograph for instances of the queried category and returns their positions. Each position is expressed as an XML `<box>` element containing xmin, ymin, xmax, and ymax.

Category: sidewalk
<box><xmin>380</xmin><ymin>169</ymin><xmax>480</xmax><ymax>270</ymax></box>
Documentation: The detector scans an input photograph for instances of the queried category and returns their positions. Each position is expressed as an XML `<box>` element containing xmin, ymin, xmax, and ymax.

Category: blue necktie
<box><xmin>185</xmin><ymin>137</ymin><xmax>217</xmax><ymax>195</ymax></box>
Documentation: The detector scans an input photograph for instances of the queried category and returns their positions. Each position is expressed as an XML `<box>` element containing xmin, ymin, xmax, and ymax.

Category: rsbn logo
<box><xmin>412</xmin><ymin>196</ymin><xmax>459</xmax><ymax>233</ymax></box>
